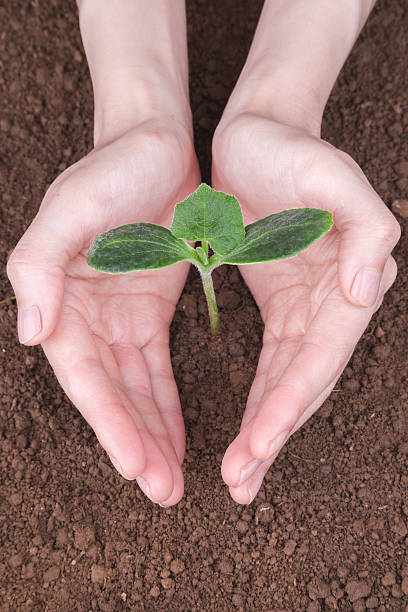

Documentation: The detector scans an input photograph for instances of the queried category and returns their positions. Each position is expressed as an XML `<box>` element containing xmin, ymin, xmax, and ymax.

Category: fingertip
<box><xmin>109</xmin><ymin>450</ymin><xmax>146</xmax><ymax>481</ymax></box>
<box><xmin>228</xmin><ymin>484</ymin><xmax>252</xmax><ymax>505</ymax></box>
<box><xmin>220</xmin><ymin>453</ymin><xmax>237</xmax><ymax>487</ymax></box>
<box><xmin>220</xmin><ymin>432</ymin><xmax>255</xmax><ymax>488</ymax></box>
<box><xmin>221</xmin><ymin>454</ymin><xmax>261</xmax><ymax>488</ymax></box>
<box><xmin>158</xmin><ymin>470</ymin><xmax>185</xmax><ymax>507</ymax></box>
<box><xmin>137</xmin><ymin>467</ymin><xmax>174</xmax><ymax>505</ymax></box>
<box><xmin>229</xmin><ymin>465</ymin><xmax>267</xmax><ymax>505</ymax></box>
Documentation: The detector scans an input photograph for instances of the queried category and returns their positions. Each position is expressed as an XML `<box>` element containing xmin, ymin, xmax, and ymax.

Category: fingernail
<box><xmin>265</xmin><ymin>430</ymin><xmax>290</xmax><ymax>460</ymax></box>
<box><xmin>136</xmin><ymin>476</ymin><xmax>157</xmax><ymax>503</ymax></box>
<box><xmin>238</xmin><ymin>458</ymin><xmax>261</xmax><ymax>487</ymax></box>
<box><xmin>351</xmin><ymin>268</ymin><xmax>382</xmax><ymax>307</ymax></box>
<box><xmin>108</xmin><ymin>454</ymin><xmax>135</xmax><ymax>480</ymax></box>
<box><xmin>247</xmin><ymin>486</ymin><xmax>254</xmax><ymax>505</ymax></box>
<box><xmin>18</xmin><ymin>305</ymin><xmax>42</xmax><ymax>344</ymax></box>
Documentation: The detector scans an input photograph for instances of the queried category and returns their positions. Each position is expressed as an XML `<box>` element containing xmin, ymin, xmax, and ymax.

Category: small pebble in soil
<box><xmin>170</xmin><ymin>559</ymin><xmax>184</xmax><ymax>574</ymax></box>
<box><xmin>179</xmin><ymin>294</ymin><xmax>198</xmax><ymax>319</ymax></box>
<box><xmin>352</xmin><ymin>601</ymin><xmax>366</xmax><ymax>612</ymax></box>
<box><xmin>236</xmin><ymin>520</ymin><xmax>248</xmax><ymax>534</ymax></box>
<box><xmin>307</xmin><ymin>602</ymin><xmax>321</xmax><ymax>612</ymax></box>
<box><xmin>24</xmin><ymin>355</ymin><xmax>37</xmax><ymax>368</ymax></box>
<box><xmin>43</xmin><ymin>566</ymin><xmax>60</xmax><ymax>584</ymax></box>
<box><xmin>91</xmin><ymin>565</ymin><xmax>106</xmax><ymax>584</ymax></box>
<box><xmin>229</xmin><ymin>342</ymin><xmax>245</xmax><ymax>356</ymax></box>
<box><xmin>217</xmin><ymin>290</ymin><xmax>242</xmax><ymax>311</ymax></box>
<box><xmin>343</xmin><ymin>379</ymin><xmax>360</xmax><ymax>392</ymax></box>
<box><xmin>149</xmin><ymin>586</ymin><xmax>160</xmax><ymax>598</ymax></box>
<box><xmin>9</xmin><ymin>554</ymin><xmax>23</xmax><ymax>569</ymax></box>
<box><xmin>283</xmin><ymin>540</ymin><xmax>296</xmax><ymax>555</ymax></box>
<box><xmin>73</xmin><ymin>524</ymin><xmax>95</xmax><ymax>550</ymax></box>
<box><xmin>345</xmin><ymin>580</ymin><xmax>371</xmax><ymax>602</ymax></box>
<box><xmin>366</xmin><ymin>596</ymin><xmax>379</xmax><ymax>609</ymax></box>
<box><xmin>55</xmin><ymin>528</ymin><xmax>68</xmax><ymax>548</ymax></box>
<box><xmin>382</xmin><ymin>571</ymin><xmax>396</xmax><ymax>586</ymax></box>
<box><xmin>394</xmin><ymin>161</ymin><xmax>408</xmax><ymax>177</ymax></box>
<box><xmin>307</xmin><ymin>577</ymin><xmax>330</xmax><ymax>600</ymax></box>
<box><xmin>218</xmin><ymin>559</ymin><xmax>234</xmax><ymax>574</ymax></box>
<box><xmin>10</xmin><ymin>492</ymin><xmax>22</xmax><ymax>505</ymax></box>
<box><xmin>23</xmin><ymin>562</ymin><xmax>34</xmax><ymax>579</ymax></box>
<box><xmin>391</xmin><ymin>583</ymin><xmax>403</xmax><ymax>598</ymax></box>
<box><xmin>98</xmin><ymin>458</ymin><xmax>112</xmax><ymax>478</ymax></box>
<box><xmin>161</xmin><ymin>577</ymin><xmax>175</xmax><ymax>589</ymax></box>
<box><xmin>391</xmin><ymin>516</ymin><xmax>408</xmax><ymax>537</ymax></box>
<box><xmin>392</xmin><ymin>199</ymin><xmax>408</xmax><ymax>218</ymax></box>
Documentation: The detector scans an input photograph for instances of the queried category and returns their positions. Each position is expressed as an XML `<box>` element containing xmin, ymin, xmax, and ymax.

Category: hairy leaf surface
<box><xmin>87</xmin><ymin>223</ymin><xmax>196</xmax><ymax>273</ymax></box>
<box><xmin>171</xmin><ymin>183</ymin><xmax>245</xmax><ymax>255</ymax></box>
<box><xmin>222</xmin><ymin>208</ymin><xmax>333</xmax><ymax>265</ymax></box>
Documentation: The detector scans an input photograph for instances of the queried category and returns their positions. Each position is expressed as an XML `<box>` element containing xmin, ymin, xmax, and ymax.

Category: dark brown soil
<box><xmin>1</xmin><ymin>1</ymin><xmax>408</xmax><ymax>610</ymax></box>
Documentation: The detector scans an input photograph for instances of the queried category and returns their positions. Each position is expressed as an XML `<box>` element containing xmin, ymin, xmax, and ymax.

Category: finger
<box><xmin>227</xmin><ymin>255</ymin><xmax>397</xmax><ymax>487</ymax></box>
<box><xmin>306</xmin><ymin>147</ymin><xmax>401</xmax><ymax>308</ymax></box>
<box><xmin>226</xmin><ymin>256</ymin><xmax>396</xmax><ymax>485</ymax></box>
<box><xmin>225</xmin><ymin>368</ymin><xmax>342</xmax><ymax>496</ymax></box>
<box><xmin>249</xmin><ymin>258</ymin><xmax>396</xmax><ymax>460</ymax></box>
<box><xmin>221</xmin><ymin>422</ymin><xmax>261</xmax><ymax>488</ymax></box>
<box><xmin>111</xmin><ymin>343</ymin><xmax>183</xmax><ymax>504</ymax></box>
<box><xmin>114</xmin><ymin>385</ymin><xmax>175</xmax><ymax>504</ymax></box>
<box><xmin>7</xmin><ymin>179</ymin><xmax>92</xmax><ymax>346</ymax></box>
<box><xmin>42</xmin><ymin>310</ymin><xmax>146</xmax><ymax>480</ymax></box>
<box><xmin>229</xmin><ymin>457</ymin><xmax>274</xmax><ymax>505</ymax></box>
<box><xmin>222</xmin><ymin>337</ymin><xmax>298</xmax><ymax>487</ymax></box>
<box><xmin>141</xmin><ymin>334</ymin><xmax>185</xmax><ymax>464</ymax></box>
<box><xmin>239</xmin><ymin>337</ymin><xmax>279</xmax><ymax>430</ymax></box>
<box><xmin>222</xmin><ymin>354</ymin><xmax>344</xmax><ymax>490</ymax></box>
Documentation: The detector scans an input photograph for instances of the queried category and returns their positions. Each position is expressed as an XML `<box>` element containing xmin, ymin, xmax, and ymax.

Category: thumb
<box><xmin>7</xmin><ymin>193</ymin><xmax>88</xmax><ymax>345</ymax></box>
<box><xmin>310</xmin><ymin>149</ymin><xmax>401</xmax><ymax>307</ymax></box>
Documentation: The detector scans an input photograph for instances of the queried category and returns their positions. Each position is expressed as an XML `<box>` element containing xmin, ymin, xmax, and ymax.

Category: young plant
<box><xmin>87</xmin><ymin>183</ymin><xmax>333</xmax><ymax>335</ymax></box>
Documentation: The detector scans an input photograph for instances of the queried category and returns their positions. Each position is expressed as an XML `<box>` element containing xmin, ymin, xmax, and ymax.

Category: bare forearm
<box><xmin>222</xmin><ymin>0</ymin><xmax>376</xmax><ymax>135</ymax></box>
<box><xmin>77</xmin><ymin>0</ymin><xmax>191</xmax><ymax>146</ymax></box>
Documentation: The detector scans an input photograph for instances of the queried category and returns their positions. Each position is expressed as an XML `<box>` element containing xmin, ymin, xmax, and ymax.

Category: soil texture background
<box><xmin>1</xmin><ymin>1</ymin><xmax>408</xmax><ymax>610</ymax></box>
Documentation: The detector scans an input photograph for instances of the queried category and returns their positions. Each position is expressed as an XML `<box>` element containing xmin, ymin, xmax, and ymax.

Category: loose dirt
<box><xmin>1</xmin><ymin>1</ymin><xmax>407</xmax><ymax>610</ymax></box>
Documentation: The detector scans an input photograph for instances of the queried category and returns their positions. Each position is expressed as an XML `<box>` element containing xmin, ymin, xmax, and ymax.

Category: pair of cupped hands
<box><xmin>7</xmin><ymin>111</ymin><xmax>400</xmax><ymax>506</ymax></box>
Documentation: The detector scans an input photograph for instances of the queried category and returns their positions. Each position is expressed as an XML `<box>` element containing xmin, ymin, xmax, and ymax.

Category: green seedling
<box><xmin>87</xmin><ymin>183</ymin><xmax>333</xmax><ymax>335</ymax></box>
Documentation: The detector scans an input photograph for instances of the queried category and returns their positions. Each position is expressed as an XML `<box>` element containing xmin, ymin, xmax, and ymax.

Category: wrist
<box><xmin>218</xmin><ymin>59</ymin><xmax>324</xmax><ymax>138</ymax></box>
<box><xmin>91</xmin><ymin>72</ymin><xmax>193</xmax><ymax>149</ymax></box>
<box><xmin>78</xmin><ymin>0</ymin><xmax>192</xmax><ymax>147</ymax></box>
<box><xmin>218</xmin><ymin>0</ymin><xmax>375</xmax><ymax>138</ymax></box>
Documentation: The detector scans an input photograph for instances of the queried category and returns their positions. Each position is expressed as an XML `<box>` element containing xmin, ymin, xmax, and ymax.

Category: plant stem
<box><xmin>202</xmin><ymin>240</ymin><xmax>209</xmax><ymax>259</ymax></box>
<box><xmin>200</xmin><ymin>271</ymin><xmax>219</xmax><ymax>335</ymax></box>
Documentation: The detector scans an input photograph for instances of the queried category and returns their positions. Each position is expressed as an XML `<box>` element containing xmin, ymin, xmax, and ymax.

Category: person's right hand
<box><xmin>7</xmin><ymin>120</ymin><xmax>200</xmax><ymax>506</ymax></box>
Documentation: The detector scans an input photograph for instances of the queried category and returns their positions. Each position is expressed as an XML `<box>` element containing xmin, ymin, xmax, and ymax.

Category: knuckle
<box><xmin>6</xmin><ymin>245</ymin><xmax>34</xmax><ymax>283</ymax></box>
<box><xmin>375</xmin><ymin>215</ymin><xmax>401</xmax><ymax>247</ymax></box>
<box><xmin>6</xmin><ymin>248</ymin><xmax>23</xmax><ymax>280</ymax></box>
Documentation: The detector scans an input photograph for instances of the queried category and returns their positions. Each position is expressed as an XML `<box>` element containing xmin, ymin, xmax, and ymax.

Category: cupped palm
<box><xmin>212</xmin><ymin>114</ymin><xmax>398</xmax><ymax>504</ymax></box>
<box><xmin>37</xmin><ymin>124</ymin><xmax>201</xmax><ymax>505</ymax></box>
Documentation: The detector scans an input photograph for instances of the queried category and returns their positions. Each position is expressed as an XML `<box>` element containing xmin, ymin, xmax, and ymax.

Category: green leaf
<box><xmin>170</xmin><ymin>183</ymin><xmax>245</xmax><ymax>255</ymax></box>
<box><xmin>222</xmin><ymin>208</ymin><xmax>333</xmax><ymax>265</ymax></box>
<box><xmin>87</xmin><ymin>222</ymin><xmax>197</xmax><ymax>273</ymax></box>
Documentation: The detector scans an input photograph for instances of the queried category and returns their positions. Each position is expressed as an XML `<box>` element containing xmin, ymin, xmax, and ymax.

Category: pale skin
<box><xmin>7</xmin><ymin>0</ymin><xmax>400</xmax><ymax>505</ymax></box>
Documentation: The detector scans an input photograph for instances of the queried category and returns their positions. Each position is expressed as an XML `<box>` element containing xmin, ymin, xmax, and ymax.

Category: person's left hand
<box><xmin>212</xmin><ymin>113</ymin><xmax>400</xmax><ymax>504</ymax></box>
